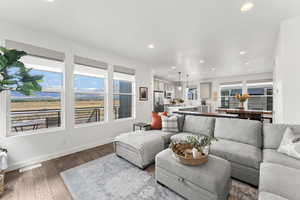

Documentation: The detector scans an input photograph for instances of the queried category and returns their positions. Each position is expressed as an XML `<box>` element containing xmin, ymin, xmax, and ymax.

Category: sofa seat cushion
<box><xmin>210</xmin><ymin>139</ymin><xmax>262</xmax><ymax>169</ymax></box>
<box><xmin>259</xmin><ymin>163</ymin><xmax>300</xmax><ymax>200</ymax></box>
<box><xmin>114</xmin><ymin>131</ymin><xmax>165</xmax><ymax>168</ymax></box>
<box><xmin>170</xmin><ymin>132</ymin><xmax>197</xmax><ymax>143</ymax></box>
<box><xmin>214</xmin><ymin>118</ymin><xmax>262</xmax><ymax>148</ymax></box>
<box><xmin>146</xmin><ymin>130</ymin><xmax>177</xmax><ymax>144</ymax></box>
<box><xmin>259</xmin><ymin>192</ymin><xmax>288</xmax><ymax>200</ymax></box>
<box><xmin>263</xmin><ymin>149</ymin><xmax>300</xmax><ymax>169</ymax></box>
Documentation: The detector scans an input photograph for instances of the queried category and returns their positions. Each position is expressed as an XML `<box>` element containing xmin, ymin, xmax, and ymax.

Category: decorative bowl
<box><xmin>170</xmin><ymin>143</ymin><xmax>208</xmax><ymax>166</ymax></box>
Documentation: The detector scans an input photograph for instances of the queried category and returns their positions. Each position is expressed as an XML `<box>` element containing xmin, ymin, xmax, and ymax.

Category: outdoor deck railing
<box><xmin>11</xmin><ymin>106</ymin><xmax>120</xmax><ymax>133</ymax></box>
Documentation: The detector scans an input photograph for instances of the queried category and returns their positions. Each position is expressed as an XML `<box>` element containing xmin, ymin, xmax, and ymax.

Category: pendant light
<box><xmin>177</xmin><ymin>72</ymin><xmax>182</xmax><ymax>91</ymax></box>
<box><xmin>186</xmin><ymin>74</ymin><xmax>189</xmax><ymax>88</ymax></box>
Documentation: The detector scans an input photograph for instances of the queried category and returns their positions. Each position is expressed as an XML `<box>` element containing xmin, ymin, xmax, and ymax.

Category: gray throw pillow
<box><xmin>173</xmin><ymin>114</ymin><xmax>185</xmax><ymax>132</ymax></box>
<box><xmin>277</xmin><ymin>127</ymin><xmax>300</xmax><ymax>160</ymax></box>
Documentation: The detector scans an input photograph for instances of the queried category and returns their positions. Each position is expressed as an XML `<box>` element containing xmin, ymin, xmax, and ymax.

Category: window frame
<box><xmin>219</xmin><ymin>84</ymin><xmax>243</xmax><ymax>109</ymax></box>
<box><xmin>6</xmin><ymin>56</ymin><xmax>65</xmax><ymax>137</ymax></box>
<box><xmin>219</xmin><ymin>82</ymin><xmax>273</xmax><ymax>111</ymax></box>
<box><xmin>73</xmin><ymin>64</ymin><xmax>108</xmax><ymax>127</ymax></box>
<box><xmin>246</xmin><ymin>83</ymin><xmax>273</xmax><ymax>111</ymax></box>
<box><xmin>112</xmin><ymin>74</ymin><xmax>135</xmax><ymax>121</ymax></box>
<box><xmin>187</xmin><ymin>88</ymin><xmax>198</xmax><ymax>100</ymax></box>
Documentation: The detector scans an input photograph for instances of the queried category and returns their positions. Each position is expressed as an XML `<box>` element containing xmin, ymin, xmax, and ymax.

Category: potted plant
<box><xmin>170</xmin><ymin>99</ymin><xmax>176</xmax><ymax>105</ymax></box>
<box><xmin>185</xmin><ymin>135</ymin><xmax>217</xmax><ymax>158</ymax></box>
<box><xmin>0</xmin><ymin>47</ymin><xmax>43</xmax><ymax>196</ymax></box>
<box><xmin>235</xmin><ymin>93</ymin><xmax>250</xmax><ymax>110</ymax></box>
<box><xmin>176</xmin><ymin>98</ymin><xmax>184</xmax><ymax>104</ymax></box>
<box><xmin>0</xmin><ymin>47</ymin><xmax>43</xmax><ymax>95</ymax></box>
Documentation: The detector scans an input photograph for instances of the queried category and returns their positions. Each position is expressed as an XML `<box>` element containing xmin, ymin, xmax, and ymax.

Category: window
<box><xmin>220</xmin><ymin>84</ymin><xmax>243</xmax><ymax>109</ymax></box>
<box><xmin>74</xmin><ymin>64</ymin><xmax>107</xmax><ymax>125</ymax></box>
<box><xmin>10</xmin><ymin>56</ymin><xmax>64</xmax><ymax>134</ymax></box>
<box><xmin>247</xmin><ymin>82</ymin><xmax>273</xmax><ymax>111</ymax></box>
<box><xmin>113</xmin><ymin>67</ymin><xmax>135</xmax><ymax>120</ymax></box>
<box><xmin>187</xmin><ymin>88</ymin><xmax>198</xmax><ymax>100</ymax></box>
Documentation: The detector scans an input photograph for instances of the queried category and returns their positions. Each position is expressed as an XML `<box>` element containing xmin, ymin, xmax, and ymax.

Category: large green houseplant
<box><xmin>0</xmin><ymin>47</ymin><xmax>43</xmax><ymax>193</ymax></box>
<box><xmin>0</xmin><ymin>47</ymin><xmax>43</xmax><ymax>151</ymax></box>
<box><xmin>0</xmin><ymin>47</ymin><xmax>43</xmax><ymax>95</ymax></box>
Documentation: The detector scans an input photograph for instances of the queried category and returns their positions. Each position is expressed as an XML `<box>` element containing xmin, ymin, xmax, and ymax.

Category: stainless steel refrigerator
<box><xmin>153</xmin><ymin>91</ymin><xmax>164</xmax><ymax>112</ymax></box>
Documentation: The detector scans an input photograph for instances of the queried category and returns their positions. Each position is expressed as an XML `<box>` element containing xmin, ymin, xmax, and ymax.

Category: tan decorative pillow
<box><xmin>277</xmin><ymin>127</ymin><xmax>300</xmax><ymax>160</ymax></box>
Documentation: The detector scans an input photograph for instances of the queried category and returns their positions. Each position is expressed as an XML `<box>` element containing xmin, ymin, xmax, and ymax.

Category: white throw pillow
<box><xmin>161</xmin><ymin>115</ymin><xmax>179</xmax><ymax>133</ymax></box>
<box><xmin>277</xmin><ymin>127</ymin><xmax>300</xmax><ymax>160</ymax></box>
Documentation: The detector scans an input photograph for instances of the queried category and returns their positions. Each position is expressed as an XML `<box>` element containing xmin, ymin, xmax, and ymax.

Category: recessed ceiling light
<box><xmin>211</xmin><ymin>67</ymin><xmax>216</xmax><ymax>71</ymax></box>
<box><xmin>171</xmin><ymin>66</ymin><xmax>176</xmax><ymax>70</ymax></box>
<box><xmin>240</xmin><ymin>51</ymin><xmax>246</xmax><ymax>55</ymax></box>
<box><xmin>199</xmin><ymin>60</ymin><xmax>205</xmax><ymax>64</ymax></box>
<box><xmin>45</xmin><ymin>0</ymin><xmax>55</xmax><ymax>2</ymax></box>
<box><xmin>148</xmin><ymin>44</ymin><xmax>155</xmax><ymax>49</ymax></box>
<box><xmin>241</xmin><ymin>2</ymin><xmax>254</xmax><ymax>12</ymax></box>
<box><xmin>245</xmin><ymin>62</ymin><xmax>249</xmax><ymax>65</ymax></box>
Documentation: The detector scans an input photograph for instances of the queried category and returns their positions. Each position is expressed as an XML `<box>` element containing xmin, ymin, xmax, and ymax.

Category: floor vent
<box><xmin>19</xmin><ymin>163</ymin><xmax>42</xmax><ymax>173</ymax></box>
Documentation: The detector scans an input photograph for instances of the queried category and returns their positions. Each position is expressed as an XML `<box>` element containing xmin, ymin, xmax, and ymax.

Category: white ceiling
<box><xmin>1</xmin><ymin>0</ymin><xmax>300</xmax><ymax>81</ymax></box>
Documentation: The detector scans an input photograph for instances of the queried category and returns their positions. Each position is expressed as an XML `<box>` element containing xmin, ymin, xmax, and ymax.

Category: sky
<box><xmin>10</xmin><ymin>68</ymin><xmax>132</xmax><ymax>98</ymax></box>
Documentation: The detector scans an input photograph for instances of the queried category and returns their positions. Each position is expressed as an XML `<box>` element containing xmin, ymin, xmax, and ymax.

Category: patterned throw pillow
<box><xmin>161</xmin><ymin>115</ymin><xmax>179</xmax><ymax>133</ymax></box>
<box><xmin>277</xmin><ymin>127</ymin><xmax>300</xmax><ymax>160</ymax></box>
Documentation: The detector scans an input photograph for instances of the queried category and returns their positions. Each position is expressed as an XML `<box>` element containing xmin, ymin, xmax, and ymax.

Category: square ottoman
<box><xmin>114</xmin><ymin>131</ymin><xmax>165</xmax><ymax>169</ymax></box>
<box><xmin>155</xmin><ymin>149</ymin><xmax>231</xmax><ymax>200</ymax></box>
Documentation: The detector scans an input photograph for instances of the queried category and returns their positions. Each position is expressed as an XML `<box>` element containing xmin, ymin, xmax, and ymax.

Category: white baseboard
<box><xmin>8</xmin><ymin>137</ymin><xmax>114</xmax><ymax>172</ymax></box>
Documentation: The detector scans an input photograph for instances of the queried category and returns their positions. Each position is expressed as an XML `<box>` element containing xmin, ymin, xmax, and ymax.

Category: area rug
<box><xmin>61</xmin><ymin>154</ymin><xmax>258</xmax><ymax>200</ymax></box>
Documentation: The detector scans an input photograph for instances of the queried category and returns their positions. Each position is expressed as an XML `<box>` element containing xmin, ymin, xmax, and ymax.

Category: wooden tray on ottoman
<box><xmin>171</xmin><ymin>143</ymin><xmax>208</xmax><ymax>166</ymax></box>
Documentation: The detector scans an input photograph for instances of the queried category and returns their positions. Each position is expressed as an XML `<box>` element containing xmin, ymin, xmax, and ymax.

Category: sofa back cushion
<box><xmin>263</xmin><ymin>123</ymin><xmax>300</xmax><ymax>149</ymax></box>
<box><xmin>183</xmin><ymin>115</ymin><xmax>215</xmax><ymax>136</ymax></box>
<box><xmin>214</xmin><ymin>118</ymin><xmax>262</xmax><ymax>148</ymax></box>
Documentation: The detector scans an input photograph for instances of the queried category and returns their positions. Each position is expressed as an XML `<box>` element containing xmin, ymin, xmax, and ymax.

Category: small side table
<box><xmin>133</xmin><ymin>122</ymin><xmax>151</xmax><ymax>131</ymax></box>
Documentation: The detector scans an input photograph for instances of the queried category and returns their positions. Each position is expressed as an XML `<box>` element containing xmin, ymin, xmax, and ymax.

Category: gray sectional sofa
<box><xmin>259</xmin><ymin>124</ymin><xmax>300</xmax><ymax>200</ymax></box>
<box><xmin>170</xmin><ymin>117</ymin><xmax>262</xmax><ymax>186</ymax></box>
<box><xmin>114</xmin><ymin>115</ymin><xmax>300</xmax><ymax>200</ymax></box>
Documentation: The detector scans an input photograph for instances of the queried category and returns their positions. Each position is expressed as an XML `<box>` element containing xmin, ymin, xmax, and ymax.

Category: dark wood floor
<box><xmin>3</xmin><ymin>143</ymin><xmax>117</xmax><ymax>200</ymax></box>
<box><xmin>3</xmin><ymin>143</ymin><xmax>240</xmax><ymax>200</ymax></box>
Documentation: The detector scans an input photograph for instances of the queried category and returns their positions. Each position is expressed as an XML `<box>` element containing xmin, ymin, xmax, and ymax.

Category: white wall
<box><xmin>0</xmin><ymin>20</ymin><xmax>153</xmax><ymax>170</ymax></box>
<box><xmin>274</xmin><ymin>16</ymin><xmax>300</xmax><ymax>124</ymax></box>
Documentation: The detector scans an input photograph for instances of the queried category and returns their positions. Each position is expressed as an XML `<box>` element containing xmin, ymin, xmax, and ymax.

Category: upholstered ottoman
<box><xmin>155</xmin><ymin>149</ymin><xmax>231</xmax><ymax>200</ymax></box>
<box><xmin>114</xmin><ymin>131</ymin><xmax>165</xmax><ymax>169</ymax></box>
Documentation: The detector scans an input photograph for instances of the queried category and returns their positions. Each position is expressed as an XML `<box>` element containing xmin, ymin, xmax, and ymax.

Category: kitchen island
<box><xmin>173</xmin><ymin>111</ymin><xmax>239</xmax><ymax>119</ymax></box>
<box><xmin>165</xmin><ymin>105</ymin><xmax>211</xmax><ymax>113</ymax></box>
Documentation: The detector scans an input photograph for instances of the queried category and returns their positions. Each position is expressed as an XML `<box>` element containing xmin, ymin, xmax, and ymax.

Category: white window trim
<box><xmin>219</xmin><ymin>87</ymin><xmax>243</xmax><ymax>108</ymax></box>
<box><xmin>247</xmin><ymin>85</ymin><xmax>273</xmax><ymax>112</ymax></box>
<box><xmin>112</xmin><ymin>78</ymin><xmax>135</xmax><ymax>121</ymax></box>
<box><xmin>6</xmin><ymin>61</ymin><xmax>65</xmax><ymax>137</ymax></box>
<box><xmin>73</xmin><ymin>66</ymin><xmax>108</xmax><ymax>126</ymax></box>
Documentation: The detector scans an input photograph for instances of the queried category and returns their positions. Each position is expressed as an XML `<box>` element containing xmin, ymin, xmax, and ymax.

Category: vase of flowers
<box><xmin>235</xmin><ymin>93</ymin><xmax>250</xmax><ymax>110</ymax></box>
